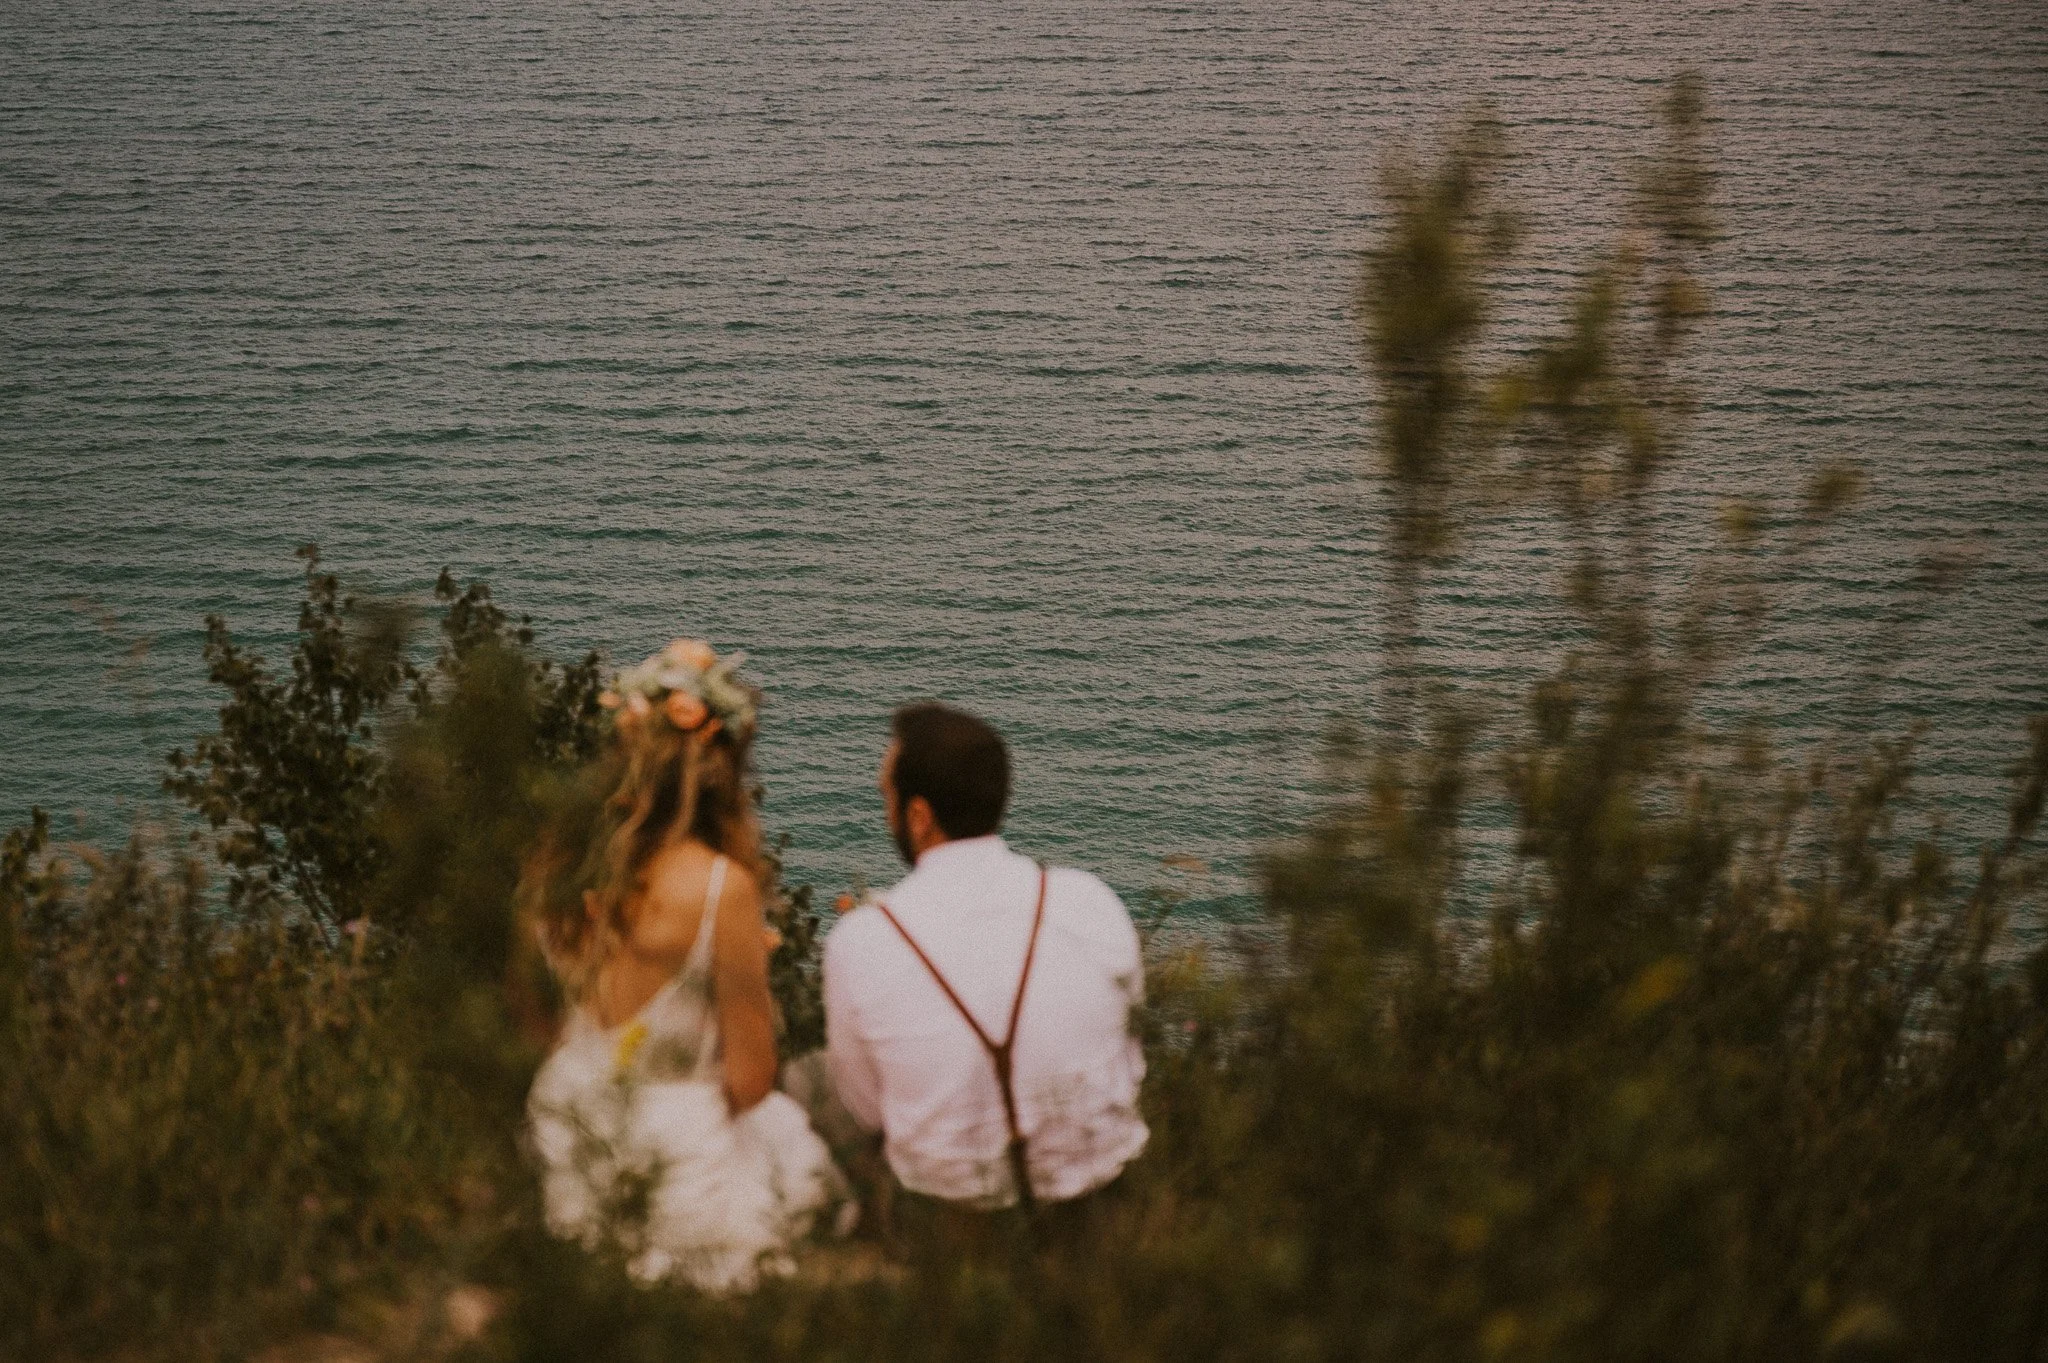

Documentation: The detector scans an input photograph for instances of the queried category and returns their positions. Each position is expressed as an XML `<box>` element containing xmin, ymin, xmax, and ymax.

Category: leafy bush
<box><xmin>0</xmin><ymin>818</ymin><xmax>509</xmax><ymax>1359</ymax></box>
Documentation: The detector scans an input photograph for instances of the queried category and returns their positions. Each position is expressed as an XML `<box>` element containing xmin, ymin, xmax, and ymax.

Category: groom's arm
<box><xmin>821</xmin><ymin>920</ymin><xmax>886</xmax><ymax>1133</ymax></box>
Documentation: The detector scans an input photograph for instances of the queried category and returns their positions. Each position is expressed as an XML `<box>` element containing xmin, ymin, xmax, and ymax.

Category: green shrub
<box><xmin>0</xmin><ymin>820</ymin><xmax>508</xmax><ymax>1359</ymax></box>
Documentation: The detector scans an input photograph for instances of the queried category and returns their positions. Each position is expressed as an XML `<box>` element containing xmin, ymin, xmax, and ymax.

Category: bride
<box><xmin>520</xmin><ymin>639</ymin><xmax>847</xmax><ymax>1292</ymax></box>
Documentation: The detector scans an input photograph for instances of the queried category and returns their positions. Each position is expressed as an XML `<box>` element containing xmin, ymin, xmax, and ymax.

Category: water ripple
<box><xmin>2</xmin><ymin>0</ymin><xmax>2044</xmax><ymax>909</ymax></box>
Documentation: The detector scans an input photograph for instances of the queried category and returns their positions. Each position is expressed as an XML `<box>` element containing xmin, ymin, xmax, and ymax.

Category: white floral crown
<box><xmin>599</xmin><ymin>638</ymin><xmax>758</xmax><ymax>739</ymax></box>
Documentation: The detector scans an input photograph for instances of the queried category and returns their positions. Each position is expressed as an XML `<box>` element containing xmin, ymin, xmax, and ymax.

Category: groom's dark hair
<box><xmin>890</xmin><ymin>702</ymin><xmax>1010</xmax><ymax>839</ymax></box>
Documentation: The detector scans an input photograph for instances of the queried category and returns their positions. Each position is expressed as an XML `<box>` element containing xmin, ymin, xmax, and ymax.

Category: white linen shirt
<box><xmin>822</xmin><ymin>835</ymin><xmax>1148</xmax><ymax>1207</ymax></box>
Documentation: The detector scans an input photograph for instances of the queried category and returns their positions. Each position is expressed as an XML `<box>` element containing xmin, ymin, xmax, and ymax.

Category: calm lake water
<box><xmin>3</xmin><ymin>0</ymin><xmax>2044</xmax><ymax>909</ymax></box>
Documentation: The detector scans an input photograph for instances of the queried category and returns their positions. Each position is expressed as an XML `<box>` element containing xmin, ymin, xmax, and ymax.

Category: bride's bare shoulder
<box><xmin>638</xmin><ymin>842</ymin><xmax>759</xmax><ymax>918</ymax></box>
<box><xmin>621</xmin><ymin>844</ymin><xmax>704</xmax><ymax>951</ymax></box>
<box><xmin>628</xmin><ymin>845</ymin><xmax>762</xmax><ymax>959</ymax></box>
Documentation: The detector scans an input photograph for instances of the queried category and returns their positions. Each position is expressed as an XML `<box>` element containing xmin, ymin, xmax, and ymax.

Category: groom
<box><xmin>815</xmin><ymin>702</ymin><xmax>1148</xmax><ymax>1216</ymax></box>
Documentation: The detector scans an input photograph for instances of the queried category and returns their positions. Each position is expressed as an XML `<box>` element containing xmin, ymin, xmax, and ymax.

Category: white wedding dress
<box><xmin>527</xmin><ymin>857</ymin><xmax>847</xmax><ymax>1292</ymax></box>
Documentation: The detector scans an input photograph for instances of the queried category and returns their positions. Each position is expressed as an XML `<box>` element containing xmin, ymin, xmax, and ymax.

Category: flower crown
<box><xmin>599</xmin><ymin>638</ymin><xmax>758</xmax><ymax>739</ymax></box>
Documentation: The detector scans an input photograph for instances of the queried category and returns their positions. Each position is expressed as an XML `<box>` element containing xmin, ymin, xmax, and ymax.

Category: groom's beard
<box><xmin>889</xmin><ymin>793</ymin><xmax>917</xmax><ymax>866</ymax></box>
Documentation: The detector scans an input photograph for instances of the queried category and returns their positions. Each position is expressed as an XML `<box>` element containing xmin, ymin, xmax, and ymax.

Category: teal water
<box><xmin>3</xmin><ymin>0</ymin><xmax>2044</xmax><ymax>908</ymax></box>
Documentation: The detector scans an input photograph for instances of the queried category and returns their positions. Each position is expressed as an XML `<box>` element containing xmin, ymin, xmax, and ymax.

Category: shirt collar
<box><xmin>913</xmin><ymin>833</ymin><xmax>1008</xmax><ymax>874</ymax></box>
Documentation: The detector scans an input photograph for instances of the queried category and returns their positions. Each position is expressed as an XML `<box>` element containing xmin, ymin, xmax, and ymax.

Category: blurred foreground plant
<box><xmin>1256</xmin><ymin>72</ymin><xmax>2048</xmax><ymax>1361</ymax></box>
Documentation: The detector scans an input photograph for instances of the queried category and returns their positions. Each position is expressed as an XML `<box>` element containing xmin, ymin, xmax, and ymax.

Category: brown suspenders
<box><xmin>873</xmin><ymin>864</ymin><xmax>1049</xmax><ymax>1211</ymax></box>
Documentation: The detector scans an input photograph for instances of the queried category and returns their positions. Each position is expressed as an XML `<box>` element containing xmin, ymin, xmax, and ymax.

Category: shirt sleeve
<box><xmin>1089</xmin><ymin>876</ymin><xmax>1148</xmax><ymax>1083</ymax></box>
<box><xmin>822</xmin><ymin>918</ymin><xmax>885</xmax><ymax>1132</ymax></box>
<box><xmin>1083</xmin><ymin>871</ymin><xmax>1146</xmax><ymax>1008</ymax></box>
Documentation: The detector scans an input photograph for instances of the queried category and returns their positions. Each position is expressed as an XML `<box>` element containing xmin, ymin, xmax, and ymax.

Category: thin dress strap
<box><xmin>874</xmin><ymin>863</ymin><xmax>1049</xmax><ymax>1210</ymax></box>
<box><xmin>687</xmin><ymin>855</ymin><xmax>728</xmax><ymax>974</ymax></box>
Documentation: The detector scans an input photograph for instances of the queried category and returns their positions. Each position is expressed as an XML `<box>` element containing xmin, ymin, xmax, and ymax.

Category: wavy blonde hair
<box><xmin>520</xmin><ymin>709</ymin><xmax>769</xmax><ymax>1002</ymax></box>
